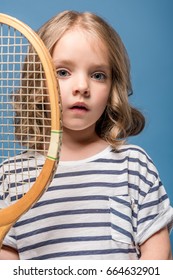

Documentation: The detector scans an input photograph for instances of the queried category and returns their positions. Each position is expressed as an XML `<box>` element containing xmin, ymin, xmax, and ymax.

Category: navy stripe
<box><xmin>128</xmin><ymin>183</ymin><xmax>147</xmax><ymax>197</ymax></box>
<box><xmin>110</xmin><ymin>208</ymin><xmax>132</xmax><ymax>224</ymax></box>
<box><xmin>2</xmin><ymin>171</ymin><xmax>37</xmax><ymax>189</ymax></box>
<box><xmin>128</xmin><ymin>170</ymin><xmax>153</xmax><ymax>187</ymax></box>
<box><xmin>33</xmin><ymin>195</ymin><xmax>109</xmax><ymax>208</ymax></box>
<box><xmin>93</xmin><ymin>156</ymin><xmax>128</xmax><ymax>163</ymax></box>
<box><xmin>148</xmin><ymin>181</ymin><xmax>162</xmax><ymax>193</ymax></box>
<box><xmin>55</xmin><ymin>169</ymin><xmax>155</xmax><ymax>189</ymax></box>
<box><xmin>139</xmin><ymin>194</ymin><xmax>168</xmax><ymax>210</ymax></box>
<box><xmin>93</xmin><ymin>156</ymin><xmax>158</xmax><ymax>178</ymax></box>
<box><xmin>116</xmin><ymin>146</ymin><xmax>154</xmax><ymax>164</ymax></box>
<box><xmin>15</xmin><ymin>209</ymin><xmax>110</xmax><ymax>226</ymax></box>
<box><xmin>30</xmin><ymin>248</ymin><xmax>136</xmax><ymax>260</ymax></box>
<box><xmin>0</xmin><ymin>152</ymin><xmax>34</xmax><ymax>167</ymax></box>
<box><xmin>138</xmin><ymin>214</ymin><xmax>158</xmax><ymax>225</ymax></box>
<box><xmin>11</xmin><ymin>182</ymin><xmax>128</xmax><ymax>201</ymax></box>
<box><xmin>10</xmin><ymin>176</ymin><xmax>37</xmax><ymax>189</ymax></box>
<box><xmin>110</xmin><ymin>196</ymin><xmax>131</xmax><ymax>208</ymax></box>
<box><xmin>111</xmin><ymin>223</ymin><xmax>134</xmax><ymax>243</ymax></box>
<box><xmin>19</xmin><ymin>235</ymin><xmax>112</xmax><ymax>252</ymax></box>
<box><xmin>48</xmin><ymin>181</ymin><xmax>128</xmax><ymax>192</ymax></box>
<box><xmin>55</xmin><ymin>169</ymin><xmax>128</xmax><ymax>178</ymax></box>
<box><xmin>15</xmin><ymin>222</ymin><xmax>111</xmax><ymax>240</ymax></box>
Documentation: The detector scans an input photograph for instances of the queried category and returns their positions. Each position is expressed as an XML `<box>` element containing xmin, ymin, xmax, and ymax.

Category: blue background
<box><xmin>1</xmin><ymin>0</ymin><xmax>173</xmax><ymax>253</ymax></box>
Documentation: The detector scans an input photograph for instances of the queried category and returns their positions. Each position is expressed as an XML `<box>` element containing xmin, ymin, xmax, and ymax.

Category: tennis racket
<box><xmin>0</xmin><ymin>14</ymin><xmax>62</xmax><ymax>248</ymax></box>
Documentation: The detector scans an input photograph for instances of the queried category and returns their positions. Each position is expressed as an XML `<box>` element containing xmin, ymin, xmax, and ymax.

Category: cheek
<box><xmin>58</xmin><ymin>80</ymin><xmax>65</xmax><ymax>95</ymax></box>
<box><xmin>58</xmin><ymin>81</ymin><xmax>69</xmax><ymax>104</ymax></box>
<box><xmin>93</xmin><ymin>95</ymin><xmax>109</xmax><ymax>120</ymax></box>
<box><xmin>95</xmin><ymin>87</ymin><xmax>110</xmax><ymax>109</ymax></box>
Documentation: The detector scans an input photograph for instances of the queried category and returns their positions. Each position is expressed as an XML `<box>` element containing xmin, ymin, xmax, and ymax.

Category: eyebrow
<box><xmin>53</xmin><ymin>59</ymin><xmax>74</xmax><ymax>67</ymax></box>
<box><xmin>91</xmin><ymin>63</ymin><xmax>110</xmax><ymax>70</ymax></box>
<box><xmin>53</xmin><ymin>59</ymin><xmax>110</xmax><ymax>71</ymax></box>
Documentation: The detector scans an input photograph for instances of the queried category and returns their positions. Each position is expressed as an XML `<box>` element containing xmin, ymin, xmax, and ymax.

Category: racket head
<box><xmin>0</xmin><ymin>14</ymin><xmax>62</xmax><ymax>245</ymax></box>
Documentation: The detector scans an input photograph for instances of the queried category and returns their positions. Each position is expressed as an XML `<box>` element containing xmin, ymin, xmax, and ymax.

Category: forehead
<box><xmin>52</xmin><ymin>27</ymin><xmax>110</xmax><ymax>65</ymax></box>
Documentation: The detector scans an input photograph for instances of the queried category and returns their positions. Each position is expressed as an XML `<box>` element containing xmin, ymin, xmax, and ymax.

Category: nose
<box><xmin>72</xmin><ymin>74</ymin><xmax>90</xmax><ymax>97</ymax></box>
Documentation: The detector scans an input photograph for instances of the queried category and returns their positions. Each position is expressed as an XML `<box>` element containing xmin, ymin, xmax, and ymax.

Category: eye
<box><xmin>56</xmin><ymin>69</ymin><xmax>70</xmax><ymax>78</ymax></box>
<box><xmin>91</xmin><ymin>72</ymin><xmax>106</xmax><ymax>81</ymax></box>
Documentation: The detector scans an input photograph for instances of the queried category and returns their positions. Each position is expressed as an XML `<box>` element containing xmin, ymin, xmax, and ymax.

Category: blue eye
<box><xmin>92</xmin><ymin>72</ymin><xmax>106</xmax><ymax>80</ymax></box>
<box><xmin>57</xmin><ymin>69</ymin><xmax>70</xmax><ymax>77</ymax></box>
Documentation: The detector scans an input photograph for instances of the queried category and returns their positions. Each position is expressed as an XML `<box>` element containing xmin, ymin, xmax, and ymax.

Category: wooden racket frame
<box><xmin>0</xmin><ymin>13</ymin><xmax>62</xmax><ymax>247</ymax></box>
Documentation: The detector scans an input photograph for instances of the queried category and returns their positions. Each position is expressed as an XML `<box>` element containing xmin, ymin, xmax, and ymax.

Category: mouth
<box><xmin>70</xmin><ymin>102</ymin><xmax>89</xmax><ymax>111</ymax></box>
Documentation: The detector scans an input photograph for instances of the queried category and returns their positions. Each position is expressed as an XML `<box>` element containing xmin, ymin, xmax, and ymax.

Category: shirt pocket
<box><xmin>109</xmin><ymin>195</ymin><xmax>134</xmax><ymax>245</ymax></box>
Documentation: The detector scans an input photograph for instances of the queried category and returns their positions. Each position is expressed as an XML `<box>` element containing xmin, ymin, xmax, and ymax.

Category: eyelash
<box><xmin>56</xmin><ymin>69</ymin><xmax>107</xmax><ymax>81</ymax></box>
<box><xmin>56</xmin><ymin>69</ymin><xmax>70</xmax><ymax>77</ymax></box>
<box><xmin>91</xmin><ymin>72</ymin><xmax>106</xmax><ymax>81</ymax></box>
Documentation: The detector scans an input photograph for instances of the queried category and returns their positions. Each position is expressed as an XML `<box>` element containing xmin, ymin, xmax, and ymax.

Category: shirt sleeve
<box><xmin>0</xmin><ymin>165</ymin><xmax>17</xmax><ymax>250</ymax></box>
<box><xmin>2</xmin><ymin>227</ymin><xmax>17</xmax><ymax>250</ymax></box>
<box><xmin>0</xmin><ymin>200</ymin><xmax>17</xmax><ymax>249</ymax></box>
<box><xmin>131</xmin><ymin>148</ymin><xmax>173</xmax><ymax>245</ymax></box>
<box><xmin>136</xmin><ymin>176</ymin><xmax>173</xmax><ymax>245</ymax></box>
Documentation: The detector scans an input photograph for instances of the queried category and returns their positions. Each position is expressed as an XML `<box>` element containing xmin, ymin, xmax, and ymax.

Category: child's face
<box><xmin>52</xmin><ymin>28</ymin><xmax>112</xmax><ymax>134</ymax></box>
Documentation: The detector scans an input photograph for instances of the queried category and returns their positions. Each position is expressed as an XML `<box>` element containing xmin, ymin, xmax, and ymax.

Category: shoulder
<box><xmin>115</xmin><ymin>144</ymin><xmax>149</xmax><ymax>155</ymax></box>
<box><xmin>111</xmin><ymin>144</ymin><xmax>152</xmax><ymax>162</ymax></box>
<box><xmin>110</xmin><ymin>144</ymin><xmax>159</xmax><ymax>180</ymax></box>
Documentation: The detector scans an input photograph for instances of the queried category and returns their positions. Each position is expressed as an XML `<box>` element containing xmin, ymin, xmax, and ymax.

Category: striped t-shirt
<box><xmin>1</xmin><ymin>144</ymin><xmax>173</xmax><ymax>259</ymax></box>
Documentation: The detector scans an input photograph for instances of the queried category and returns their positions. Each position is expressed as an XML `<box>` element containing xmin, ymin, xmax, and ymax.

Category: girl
<box><xmin>0</xmin><ymin>10</ymin><xmax>173</xmax><ymax>260</ymax></box>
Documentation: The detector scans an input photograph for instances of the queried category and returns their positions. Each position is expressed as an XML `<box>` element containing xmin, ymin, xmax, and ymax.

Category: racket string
<box><xmin>0</xmin><ymin>23</ymin><xmax>51</xmax><ymax>202</ymax></box>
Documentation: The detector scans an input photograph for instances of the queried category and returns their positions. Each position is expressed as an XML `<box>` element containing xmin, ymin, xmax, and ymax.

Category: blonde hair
<box><xmin>15</xmin><ymin>10</ymin><xmax>145</xmax><ymax>149</ymax></box>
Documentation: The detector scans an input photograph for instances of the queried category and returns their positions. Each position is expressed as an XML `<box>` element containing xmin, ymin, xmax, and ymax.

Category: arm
<box><xmin>140</xmin><ymin>226</ymin><xmax>172</xmax><ymax>260</ymax></box>
<box><xmin>0</xmin><ymin>245</ymin><xmax>19</xmax><ymax>260</ymax></box>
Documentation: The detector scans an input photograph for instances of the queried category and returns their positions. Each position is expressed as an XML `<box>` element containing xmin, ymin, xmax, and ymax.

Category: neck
<box><xmin>60</xmin><ymin>127</ymin><xmax>108</xmax><ymax>161</ymax></box>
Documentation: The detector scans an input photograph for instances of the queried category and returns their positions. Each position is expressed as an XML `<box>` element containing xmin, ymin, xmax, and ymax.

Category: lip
<box><xmin>69</xmin><ymin>102</ymin><xmax>89</xmax><ymax>111</ymax></box>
